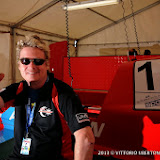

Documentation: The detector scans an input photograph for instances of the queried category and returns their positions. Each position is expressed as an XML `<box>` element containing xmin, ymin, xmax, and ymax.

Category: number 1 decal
<box><xmin>138</xmin><ymin>62</ymin><xmax>154</xmax><ymax>90</ymax></box>
<box><xmin>134</xmin><ymin>59</ymin><xmax>160</xmax><ymax>110</ymax></box>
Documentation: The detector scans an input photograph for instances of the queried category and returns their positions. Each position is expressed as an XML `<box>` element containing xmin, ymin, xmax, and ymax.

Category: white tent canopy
<box><xmin>0</xmin><ymin>0</ymin><xmax>159</xmax><ymax>42</ymax></box>
<box><xmin>0</xmin><ymin>0</ymin><xmax>160</xmax><ymax>86</ymax></box>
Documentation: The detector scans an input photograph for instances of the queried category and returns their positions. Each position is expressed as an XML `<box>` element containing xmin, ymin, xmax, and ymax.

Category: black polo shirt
<box><xmin>0</xmin><ymin>73</ymin><xmax>90</xmax><ymax>160</ymax></box>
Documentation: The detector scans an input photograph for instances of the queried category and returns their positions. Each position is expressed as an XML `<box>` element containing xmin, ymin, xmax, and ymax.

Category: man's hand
<box><xmin>0</xmin><ymin>73</ymin><xmax>4</xmax><ymax>82</ymax></box>
<box><xmin>74</xmin><ymin>126</ymin><xmax>95</xmax><ymax>160</ymax></box>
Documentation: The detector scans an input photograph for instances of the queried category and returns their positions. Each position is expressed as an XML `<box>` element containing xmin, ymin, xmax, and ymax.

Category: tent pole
<box><xmin>10</xmin><ymin>28</ymin><xmax>16</xmax><ymax>83</ymax></box>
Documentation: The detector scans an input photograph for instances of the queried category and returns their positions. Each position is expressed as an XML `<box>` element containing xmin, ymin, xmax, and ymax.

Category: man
<box><xmin>0</xmin><ymin>35</ymin><xmax>95</xmax><ymax>160</ymax></box>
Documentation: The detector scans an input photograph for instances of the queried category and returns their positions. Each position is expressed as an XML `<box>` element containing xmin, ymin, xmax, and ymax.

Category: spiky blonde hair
<box><xmin>16</xmin><ymin>35</ymin><xmax>50</xmax><ymax>60</ymax></box>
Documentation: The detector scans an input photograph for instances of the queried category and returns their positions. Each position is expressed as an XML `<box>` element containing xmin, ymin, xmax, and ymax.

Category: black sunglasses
<box><xmin>20</xmin><ymin>58</ymin><xmax>46</xmax><ymax>66</ymax></box>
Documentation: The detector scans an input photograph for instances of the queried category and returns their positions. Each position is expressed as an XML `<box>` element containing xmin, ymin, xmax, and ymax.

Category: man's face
<box><xmin>18</xmin><ymin>47</ymin><xmax>48</xmax><ymax>85</ymax></box>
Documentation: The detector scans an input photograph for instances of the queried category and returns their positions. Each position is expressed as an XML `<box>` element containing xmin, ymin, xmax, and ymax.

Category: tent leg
<box><xmin>10</xmin><ymin>28</ymin><xmax>16</xmax><ymax>84</ymax></box>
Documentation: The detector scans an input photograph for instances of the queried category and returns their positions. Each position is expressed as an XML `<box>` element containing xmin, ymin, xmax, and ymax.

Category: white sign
<box><xmin>134</xmin><ymin>59</ymin><xmax>160</xmax><ymax>110</ymax></box>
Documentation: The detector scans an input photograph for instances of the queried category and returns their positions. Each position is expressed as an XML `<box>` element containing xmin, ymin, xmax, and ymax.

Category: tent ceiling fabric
<box><xmin>0</xmin><ymin>0</ymin><xmax>52</xmax><ymax>23</ymax></box>
<box><xmin>0</xmin><ymin>0</ymin><xmax>159</xmax><ymax>40</ymax></box>
<box><xmin>24</xmin><ymin>2</ymin><xmax>112</xmax><ymax>39</ymax></box>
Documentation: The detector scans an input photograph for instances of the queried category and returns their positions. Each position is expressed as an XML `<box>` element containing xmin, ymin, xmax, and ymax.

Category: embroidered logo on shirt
<box><xmin>75</xmin><ymin>113</ymin><xmax>90</xmax><ymax>123</ymax></box>
<box><xmin>38</xmin><ymin>106</ymin><xmax>53</xmax><ymax>118</ymax></box>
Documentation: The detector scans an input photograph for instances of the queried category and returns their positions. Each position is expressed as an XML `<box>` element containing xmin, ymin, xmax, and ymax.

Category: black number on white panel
<box><xmin>138</xmin><ymin>62</ymin><xmax>154</xmax><ymax>90</ymax></box>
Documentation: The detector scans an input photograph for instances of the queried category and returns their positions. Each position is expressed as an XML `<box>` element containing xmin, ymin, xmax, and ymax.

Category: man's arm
<box><xmin>74</xmin><ymin>126</ymin><xmax>95</xmax><ymax>160</ymax></box>
<box><xmin>0</xmin><ymin>73</ymin><xmax>19</xmax><ymax>111</ymax></box>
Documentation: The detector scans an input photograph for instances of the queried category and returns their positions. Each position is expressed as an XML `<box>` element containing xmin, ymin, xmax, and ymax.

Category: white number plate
<box><xmin>134</xmin><ymin>59</ymin><xmax>160</xmax><ymax>110</ymax></box>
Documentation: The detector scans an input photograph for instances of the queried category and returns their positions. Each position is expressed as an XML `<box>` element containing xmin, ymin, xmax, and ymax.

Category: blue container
<box><xmin>1</xmin><ymin>107</ymin><xmax>14</xmax><ymax>130</ymax></box>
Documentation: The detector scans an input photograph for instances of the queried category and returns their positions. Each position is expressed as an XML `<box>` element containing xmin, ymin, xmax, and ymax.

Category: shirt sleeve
<box><xmin>0</xmin><ymin>83</ymin><xmax>19</xmax><ymax>103</ymax></box>
<box><xmin>59</xmin><ymin>92</ymin><xmax>90</xmax><ymax>133</ymax></box>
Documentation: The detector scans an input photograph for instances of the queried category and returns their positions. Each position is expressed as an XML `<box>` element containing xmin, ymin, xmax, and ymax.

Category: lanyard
<box><xmin>26</xmin><ymin>98</ymin><xmax>36</xmax><ymax>138</ymax></box>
